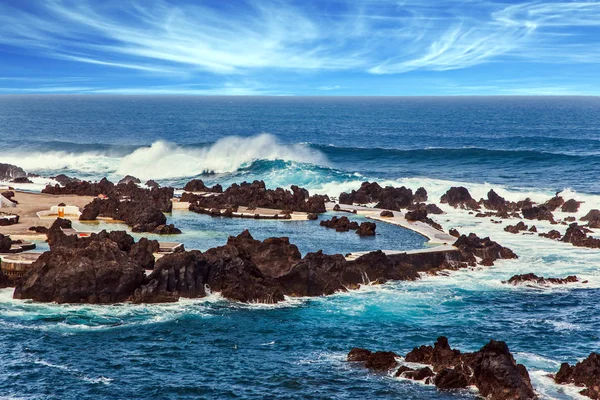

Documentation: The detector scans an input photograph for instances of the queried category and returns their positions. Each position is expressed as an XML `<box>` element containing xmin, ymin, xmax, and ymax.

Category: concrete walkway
<box><xmin>324</xmin><ymin>202</ymin><xmax>458</xmax><ymax>260</ymax></box>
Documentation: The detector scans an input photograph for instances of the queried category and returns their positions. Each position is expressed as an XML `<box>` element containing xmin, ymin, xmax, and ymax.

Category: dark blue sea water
<box><xmin>1</xmin><ymin>96</ymin><xmax>600</xmax><ymax>399</ymax></box>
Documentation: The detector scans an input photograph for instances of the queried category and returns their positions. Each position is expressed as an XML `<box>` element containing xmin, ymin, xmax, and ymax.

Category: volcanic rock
<box><xmin>380</xmin><ymin>210</ymin><xmax>394</xmax><ymax>217</ymax></box>
<box><xmin>554</xmin><ymin>352</ymin><xmax>600</xmax><ymax>399</ymax></box>
<box><xmin>14</xmin><ymin>236</ymin><xmax>146</xmax><ymax>304</ymax></box>
<box><xmin>581</xmin><ymin>209</ymin><xmax>600</xmax><ymax>229</ymax></box>
<box><xmin>183</xmin><ymin>179</ymin><xmax>223</xmax><ymax>193</ymax></box>
<box><xmin>319</xmin><ymin>216</ymin><xmax>359</xmax><ymax>232</ymax></box>
<box><xmin>503</xmin><ymin>273</ymin><xmax>580</xmax><ymax>285</ymax></box>
<box><xmin>0</xmin><ymin>234</ymin><xmax>11</xmax><ymax>253</ymax></box>
<box><xmin>118</xmin><ymin>175</ymin><xmax>141</xmax><ymax>185</ymax></box>
<box><xmin>539</xmin><ymin>230</ymin><xmax>562</xmax><ymax>240</ymax></box>
<box><xmin>521</xmin><ymin>206</ymin><xmax>554</xmax><ymax>223</ymax></box>
<box><xmin>0</xmin><ymin>163</ymin><xmax>26</xmax><ymax>181</ymax></box>
<box><xmin>347</xmin><ymin>348</ymin><xmax>398</xmax><ymax>371</ymax></box>
<box><xmin>562</xmin><ymin>199</ymin><xmax>582</xmax><ymax>213</ymax></box>
<box><xmin>504</xmin><ymin>221</ymin><xmax>528</xmax><ymax>234</ymax></box>
<box><xmin>356</xmin><ymin>222</ymin><xmax>376</xmax><ymax>236</ymax></box>
<box><xmin>440</xmin><ymin>187</ymin><xmax>479</xmax><ymax>210</ymax></box>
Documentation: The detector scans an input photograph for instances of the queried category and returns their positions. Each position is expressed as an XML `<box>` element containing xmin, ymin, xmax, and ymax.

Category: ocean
<box><xmin>1</xmin><ymin>95</ymin><xmax>599</xmax><ymax>399</ymax></box>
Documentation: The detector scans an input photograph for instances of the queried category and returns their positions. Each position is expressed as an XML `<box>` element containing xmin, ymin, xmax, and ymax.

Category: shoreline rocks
<box><xmin>187</xmin><ymin>180</ymin><xmax>327</xmax><ymax>215</ymax></box>
<box><xmin>503</xmin><ymin>273</ymin><xmax>582</xmax><ymax>286</ymax></box>
<box><xmin>554</xmin><ymin>353</ymin><xmax>600</xmax><ymax>399</ymax></box>
<box><xmin>0</xmin><ymin>163</ymin><xmax>27</xmax><ymax>182</ymax></box>
<box><xmin>339</xmin><ymin>182</ymin><xmax>425</xmax><ymax>211</ymax></box>
<box><xmin>348</xmin><ymin>336</ymin><xmax>536</xmax><ymax>400</ymax></box>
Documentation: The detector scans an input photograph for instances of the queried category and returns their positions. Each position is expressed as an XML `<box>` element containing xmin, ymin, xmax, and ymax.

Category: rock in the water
<box><xmin>11</xmin><ymin>177</ymin><xmax>32</xmax><ymax>184</ymax></box>
<box><xmin>561</xmin><ymin>223</ymin><xmax>600</xmax><ymax>248</ymax></box>
<box><xmin>503</xmin><ymin>273</ymin><xmax>580</xmax><ymax>285</ymax></box>
<box><xmin>51</xmin><ymin>174</ymin><xmax>80</xmax><ymax>186</ymax></box>
<box><xmin>554</xmin><ymin>352</ymin><xmax>600</xmax><ymax>399</ymax></box>
<box><xmin>339</xmin><ymin>181</ymin><xmax>418</xmax><ymax>211</ymax></box>
<box><xmin>468</xmin><ymin>340</ymin><xmax>536</xmax><ymax>400</ymax></box>
<box><xmin>118</xmin><ymin>175</ymin><xmax>141</xmax><ymax>185</ymax></box>
<box><xmin>14</xmin><ymin>237</ymin><xmax>146</xmax><ymax>304</ymax></box>
<box><xmin>356</xmin><ymin>222</ymin><xmax>376</xmax><ymax>236</ymax></box>
<box><xmin>188</xmin><ymin>181</ymin><xmax>325</xmax><ymax>214</ymax></box>
<box><xmin>347</xmin><ymin>348</ymin><xmax>398</xmax><ymax>371</ymax></box>
<box><xmin>319</xmin><ymin>216</ymin><xmax>359</xmax><ymax>232</ymax></box>
<box><xmin>183</xmin><ymin>179</ymin><xmax>222</xmax><ymax>193</ymax></box>
<box><xmin>453</xmin><ymin>234</ymin><xmax>518</xmax><ymax>266</ymax></box>
<box><xmin>504</xmin><ymin>221</ymin><xmax>528</xmax><ymax>234</ymax></box>
<box><xmin>561</xmin><ymin>199</ymin><xmax>582</xmax><ymax>213</ymax></box>
<box><xmin>539</xmin><ymin>230</ymin><xmax>562</xmax><ymax>240</ymax></box>
<box><xmin>440</xmin><ymin>187</ymin><xmax>479</xmax><ymax>210</ymax></box>
<box><xmin>352</xmin><ymin>337</ymin><xmax>535</xmax><ymax>400</ymax></box>
<box><xmin>0</xmin><ymin>163</ymin><xmax>26</xmax><ymax>181</ymax></box>
<box><xmin>0</xmin><ymin>234</ymin><xmax>12</xmax><ymax>253</ymax></box>
<box><xmin>544</xmin><ymin>195</ymin><xmax>564</xmax><ymax>211</ymax></box>
<box><xmin>581</xmin><ymin>209</ymin><xmax>600</xmax><ymax>228</ymax></box>
<box><xmin>145</xmin><ymin>180</ymin><xmax>160</xmax><ymax>188</ymax></box>
<box><xmin>521</xmin><ymin>206</ymin><xmax>554</xmax><ymax>223</ymax></box>
<box><xmin>78</xmin><ymin>183</ymin><xmax>178</xmax><ymax>233</ymax></box>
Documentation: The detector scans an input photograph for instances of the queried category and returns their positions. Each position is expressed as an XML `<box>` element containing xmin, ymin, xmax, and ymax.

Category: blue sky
<box><xmin>0</xmin><ymin>0</ymin><xmax>599</xmax><ymax>95</ymax></box>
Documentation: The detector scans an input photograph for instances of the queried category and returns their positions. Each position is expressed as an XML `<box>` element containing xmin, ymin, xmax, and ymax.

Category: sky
<box><xmin>0</xmin><ymin>0</ymin><xmax>599</xmax><ymax>96</ymax></box>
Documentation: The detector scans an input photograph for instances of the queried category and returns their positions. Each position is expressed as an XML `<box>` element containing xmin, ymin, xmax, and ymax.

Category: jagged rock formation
<box><xmin>349</xmin><ymin>336</ymin><xmax>536</xmax><ymax>400</ymax></box>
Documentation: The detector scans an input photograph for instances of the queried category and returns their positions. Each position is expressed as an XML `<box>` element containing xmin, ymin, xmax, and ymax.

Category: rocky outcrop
<box><xmin>543</xmin><ymin>195</ymin><xmax>564</xmax><ymax>212</ymax></box>
<box><xmin>356</xmin><ymin>222</ymin><xmax>376</xmax><ymax>236</ymax></box>
<box><xmin>504</xmin><ymin>221</ymin><xmax>529</xmax><ymax>234</ymax></box>
<box><xmin>561</xmin><ymin>223</ymin><xmax>600</xmax><ymax>249</ymax></box>
<box><xmin>131</xmin><ymin>230</ymin><xmax>515</xmax><ymax>303</ymax></box>
<box><xmin>440</xmin><ymin>187</ymin><xmax>480</xmax><ymax>210</ymax></box>
<box><xmin>187</xmin><ymin>181</ymin><xmax>326</xmax><ymax>214</ymax></box>
<box><xmin>380</xmin><ymin>210</ymin><xmax>394</xmax><ymax>217</ymax></box>
<box><xmin>319</xmin><ymin>216</ymin><xmax>359</xmax><ymax>232</ymax></box>
<box><xmin>11</xmin><ymin>177</ymin><xmax>32</xmax><ymax>184</ymax></box>
<box><xmin>349</xmin><ymin>337</ymin><xmax>536</xmax><ymax>400</ymax></box>
<box><xmin>503</xmin><ymin>273</ymin><xmax>581</xmax><ymax>286</ymax></box>
<box><xmin>0</xmin><ymin>234</ymin><xmax>12</xmax><ymax>253</ymax></box>
<box><xmin>13</xmin><ymin>219</ymin><xmax>159</xmax><ymax>303</ymax></box>
<box><xmin>405</xmin><ymin>209</ymin><xmax>443</xmax><ymax>230</ymax></box>
<box><xmin>521</xmin><ymin>206</ymin><xmax>554</xmax><ymax>223</ymax></box>
<box><xmin>0</xmin><ymin>163</ymin><xmax>26</xmax><ymax>181</ymax></box>
<box><xmin>347</xmin><ymin>348</ymin><xmax>398</xmax><ymax>371</ymax></box>
<box><xmin>51</xmin><ymin>174</ymin><xmax>80</xmax><ymax>186</ymax></box>
<box><xmin>554</xmin><ymin>352</ymin><xmax>600</xmax><ymax>399</ymax></box>
<box><xmin>145</xmin><ymin>180</ymin><xmax>160</xmax><ymax>188</ymax></box>
<box><xmin>562</xmin><ymin>199</ymin><xmax>582</xmax><ymax>213</ymax></box>
<box><xmin>42</xmin><ymin>177</ymin><xmax>115</xmax><ymax>196</ymax></box>
<box><xmin>76</xmin><ymin>181</ymin><xmax>177</xmax><ymax>233</ymax></box>
<box><xmin>339</xmin><ymin>181</ymin><xmax>419</xmax><ymax>211</ymax></box>
<box><xmin>581</xmin><ymin>210</ymin><xmax>600</xmax><ymax>229</ymax></box>
<box><xmin>539</xmin><ymin>230</ymin><xmax>562</xmax><ymax>240</ymax></box>
<box><xmin>183</xmin><ymin>179</ymin><xmax>223</xmax><ymax>193</ymax></box>
<box><xmin>453</xmin><ymin>234</ymin><xmax>518</xmax><ymax>266</ymax></box>
<box><xmin>118</xmin><ymin>175</ymin><xmax>141</xmax><ymax>185</ymax></box>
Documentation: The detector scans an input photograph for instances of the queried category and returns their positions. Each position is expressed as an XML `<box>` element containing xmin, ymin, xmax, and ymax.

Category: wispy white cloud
<box><xmin>317</xmin><ymin>85</ymin><xmax>342</xmax><ymax>91</ymax></box>
<box><xmin>0</xmin><ymin>0</ymin><xmax>599</xmax><ymax>88</ymax></box>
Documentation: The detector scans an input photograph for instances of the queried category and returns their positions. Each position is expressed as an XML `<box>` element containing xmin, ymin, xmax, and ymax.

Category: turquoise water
<box><xmin>1</xmin><ymin>96</ymin><xmax>599</xmax><ymax>399</ymax></box>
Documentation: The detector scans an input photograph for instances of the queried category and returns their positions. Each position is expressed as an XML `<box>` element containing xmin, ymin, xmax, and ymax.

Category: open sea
<box><xmin>1</xmin><ymin>96</ymin><xmax>600</xmax><ymax>399</ymax></box>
